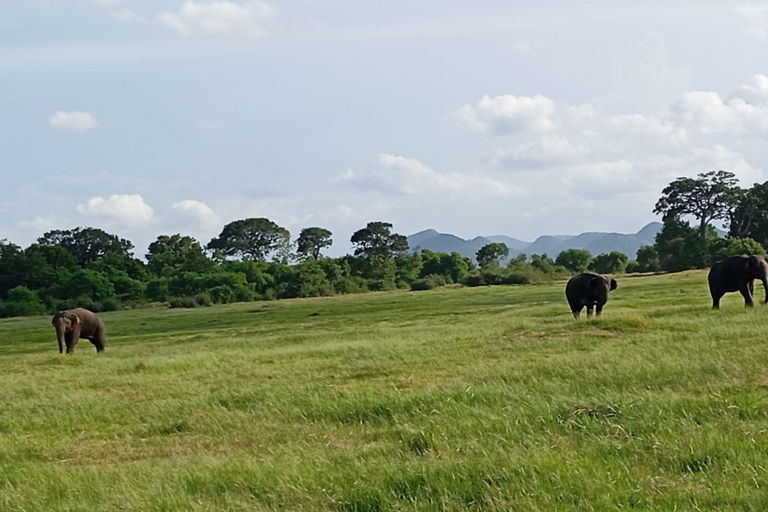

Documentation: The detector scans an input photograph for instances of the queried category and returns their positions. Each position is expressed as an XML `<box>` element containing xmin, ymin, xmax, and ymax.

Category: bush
<box><xmin>502</xmin><ymin>272</ymin><xmax>530</xmax><ymax>285</ymax></box>
<box><xmin>169</xmin><ymin>297</ymin><xmax>199</xmax><ymax>309</ymax></box>
<box><xmin>410</xmin><ymin>275</ymin><xmax>447</xmax><ymax>291</ymax></box>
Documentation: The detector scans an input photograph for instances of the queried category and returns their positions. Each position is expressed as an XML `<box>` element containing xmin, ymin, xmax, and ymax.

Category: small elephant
<box><xmin>708</xmin><ymin>254</ymin><xmax>768</xmax><ymax>309</ymax></box>
<box><xmin>51</xmin><ymin>308</ymin><xmax>106</xmax><ymax>354</ymax></box>
<box><xmin>565</xmin><ymin>272</ymin><xmax>618</xmax><ymax>319</ymax></box>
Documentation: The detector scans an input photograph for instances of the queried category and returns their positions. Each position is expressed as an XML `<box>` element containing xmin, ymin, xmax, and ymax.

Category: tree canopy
<box><xmin>555</xmin><ymin>248</ymin><xmax>592</xmax><ymax>274</ymax></box>
<box><xmin>653</xmin><ymin>170</ymin><xmax>740</xmax><ymax>241</ymax></box>
<box><xmin>297</xmin><ymin>227</ymin><xmax>333</xmax><ymax>260</ymax></box>
<box><xmin>208</xmin><ymin>218</ymin><xmax>290</xmax><ymax>261</ymax></box>
<box><xmin>350</xmin><ymin>222</ymin><xmax>408</xmax><ymax>258</ymax></box>
<box><xmin>476</xmin><ymin>243</ymin><xmax>509</xmax><ymax>268</ymax></box>
<box><xmin>38</xmin><ymin>227</ymin><xmax>135</xmax><ymax>264</ymax></box>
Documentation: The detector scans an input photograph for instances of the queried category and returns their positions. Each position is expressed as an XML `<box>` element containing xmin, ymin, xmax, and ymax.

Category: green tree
<box><xmin>710</xmin><ymin>237</ymin><xmax>766</xmax><ymax>262</ymax></box>
<box><xmin>654</xmin><ymin>170</ymin><xmax>740</xmax><ymax>242</ymax></box>
<box><xmin>555</xmin><ymin>248</ymin><xmax>593</xmax><ymax>274</ymax></box>
<box><xmin>476</xmin><ymin>243</ymin><xmax>509</xmax><ymax>268</ymax></box>
<box><xmin>729</xmin><ymin>181</ymin><xmax>768</xmax><ymax>247</ymax></box>
<box><xmin>350</xmin><ymin>222</ymin><xmax>408</xmax><ymax>258</ymax></box>
<box><xmin>147</xmin><ymin>234</ymin><xmax>214</xmax><ymax>276</ymax></box>
<box><xmin>208</xmin><ymin>218</ymin><xmax>291</xmax><ymax>261</ymax></box>
<box><xmin>296</xmin><ymin>227</ymin><xmax>333</xmax><ymax>260</ymax></box>
<box><xmin>38</xmin><ymin>227</ymin><xmax>135</xmax><ymax>265</ymax></box>
<box><xmin>634</xmin><ymin>245</ymin><xmax>660</xmax><ymax>272</ymax></box>
<box><xmin>530</xmin><ymin>254</ymin><xmax>555</xmax><ymax>274</ymax></box>
<box><xmin>589</xmin><ymin>251</ymin><xmax>629</xmax><ymax>274</ymax></box>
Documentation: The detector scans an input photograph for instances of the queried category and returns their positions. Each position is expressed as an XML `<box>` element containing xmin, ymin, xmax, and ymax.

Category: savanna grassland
<box><xmin>2</xmin><ymin>271</ymin><xmax>768</xmax><ymax>511</ymax></box>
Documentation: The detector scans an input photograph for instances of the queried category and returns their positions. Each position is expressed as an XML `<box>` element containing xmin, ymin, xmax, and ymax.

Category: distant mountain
<box><xmin>406</xmin><ymin>222</ymin><xmax>663</xmax><ymax>261</ymax></box>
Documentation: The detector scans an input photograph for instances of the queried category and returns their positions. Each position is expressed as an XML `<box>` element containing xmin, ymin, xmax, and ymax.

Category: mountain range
<box><xmin>406</xmin><ymin>222</ymin><xmax>664</xmax><ymax>261</ymax></box>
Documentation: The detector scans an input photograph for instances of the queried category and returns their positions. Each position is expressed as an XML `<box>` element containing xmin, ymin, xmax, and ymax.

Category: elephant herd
<box><xmin>50</xmin><ymin>255</ymin><xmax>768</xmax><ymax>354</ymax></box>
<box><xmin>566</xmin><ymin>254</ymin><xmax>768</xmax><ymax>319</ymax></box>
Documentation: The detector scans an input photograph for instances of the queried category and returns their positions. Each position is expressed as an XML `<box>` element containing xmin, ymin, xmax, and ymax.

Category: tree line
<box><xmin>1</xmin><ymin>169</ymin><xmax>763</xmax><ymax>318</ymax></box>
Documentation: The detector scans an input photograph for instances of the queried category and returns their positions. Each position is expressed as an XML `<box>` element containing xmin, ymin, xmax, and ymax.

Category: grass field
<box><xmin>2</xmin><ymin>270</ymin><xmax>768</xmax><ymax>511</ymax></box>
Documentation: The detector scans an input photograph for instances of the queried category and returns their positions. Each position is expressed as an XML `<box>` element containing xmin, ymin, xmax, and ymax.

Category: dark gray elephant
<box><xmin>565</xmin><ymin>272</ymin><xmax>618</xmax><ymax>319</ymax></box>
<box><xmin>708</xmin><ymin>254</ymin><xmax>768</xmax><ymax>308</ymax></box>
<box><xmin>51</xmin><ymin>308</ymin><xmax>106</xmax><ymax>354</ymax></box>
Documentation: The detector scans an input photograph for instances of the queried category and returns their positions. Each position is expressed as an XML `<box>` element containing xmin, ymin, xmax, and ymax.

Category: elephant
<box><xmin>51</xmin><ymin>308</ymin><xmax>106</xmax><ymax>354</ymax></box>
<box><xmin>708</xmin><ymin>254</ymin><xmax>768</xmax><ymax>309</ymax></box>
<box><xmin>565</xmin><ymin>272</ymin><xmax>618</xmax><ymax>319</ymax></box>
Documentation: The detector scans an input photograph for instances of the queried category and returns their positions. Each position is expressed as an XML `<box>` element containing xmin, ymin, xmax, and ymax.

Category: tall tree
<box><xmin>555</xmin><ymin>248</ymin><xmax>593</xmax><ymax>274</ymax></box>
<box><xmin>729</xmin><ymin>181</ymin><xmax>768</xmax><ymax>246</ymax></box>
<box><xmin>653</xmin><ymin>170</ymin><xmax>740</xmax><ymax>242</ymax></box>
<box><xmin>476</xmin><ymin>242</ymin><xmax>509</xmax><ymax>268</ymax></box>
<box><xmin>350</xmin><ymin>222</ymin><xmax>408</xmax><ymax>258</ymax></box>
<box><xmin>208</xmin><ymin>218</ymin><xmax>290</xmax><ymax>261</ymax></box>
<box><xmin>296</xmin><ymin>227</ymin><xmax>333</xmax><ymax>260</ymax></box>
<box><xmin>38</xmin><ymin>227</ymin><xmax>134</xmax><ymax>265</ymax></box>
<box><xmin>147</xmin><ymin>234</ymin><xmax>214</xmax><ymax>276</ymax></box>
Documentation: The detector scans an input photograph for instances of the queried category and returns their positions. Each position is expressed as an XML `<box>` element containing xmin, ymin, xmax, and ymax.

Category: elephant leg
<box><xmin>88</xmin><ymin>336</ymin><xmax>105</xmax><ymax>353</ymax></box>
<box><xmin>749</xmin><ymin>280</ymin><xmax>755</xmax><ymax>296</ymax></box>
<box><xmin>595</xmin><ymin>304</ymin><xmax>603</xmax><ymax>316</ymax></box>
<box><xmin>586</xmin><ymin>305</ymin><xmax>594</xmax><ymax>317</ymax></box>
<box><xmin>571</xmin><ymin>305</ymin><xmax>583</xmax><ymax>319</ymax></box>
<box><xmin>740</xmin><ymin>284</ymin><xmax>755</xmax><ymax>308</ymax></box>
<box><xmin>64</xmin><ymin>332</ymin><xmax>78</xmax><ymax>354</ymax></box>
<box><xmin>711</xmin><ymin>292</ymin><xmax>723</xmax><ymax>309</ymax></box>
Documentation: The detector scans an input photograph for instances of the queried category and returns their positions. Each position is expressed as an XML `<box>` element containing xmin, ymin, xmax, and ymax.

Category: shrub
<box><xmin>169</xmin><ymin>297</ymin><xmax>198</xmax><ymax>309</ymax></box>
<box><xmin>502</xmin><ymin>272</ymin><xmax>530</xmax><ymax>285</ymax></box>
<box><xmin>410</xmin><ymin>275</ymin><xmax>447</xmax><ymax>291</ymax></box>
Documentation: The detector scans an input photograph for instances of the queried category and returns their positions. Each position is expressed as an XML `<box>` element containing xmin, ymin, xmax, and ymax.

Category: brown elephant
<box><xmin>708</xmin><ymin>254</ymin><xmax>768</xmax><ymax>308</ymax></box>
<box><xmin>565</xmin><ymin>272</ymin><xmax>618</xmax><ymax>319</ymax></box>
<box><xmin>51</xmin><ymin>308</ymin><xmax>106</xmax><ymax>354</ymax></box>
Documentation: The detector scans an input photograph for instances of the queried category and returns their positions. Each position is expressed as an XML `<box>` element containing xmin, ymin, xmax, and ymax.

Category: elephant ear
<box><xmin>609</xmin><ymin>278</ymin><xmax>618</xmax><ymax>291</ymax></box>
<box><xmin>68</xmin><ymin>313</ymin><xmax>80</xmax><ymax>326</ymax></box>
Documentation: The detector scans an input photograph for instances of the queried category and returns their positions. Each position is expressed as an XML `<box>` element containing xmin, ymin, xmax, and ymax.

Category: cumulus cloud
<box><xmin>18</xmin><ymin>216</ymin><xmax>56</xmax><ymax>232</ymax></box>
<box><xmin>450</xmin><ymin>94</ymin><xmax>558</xmax><ymax>135</ymax></box>
<box><xmin>672</xmin><ymin>75</ymin><xmax>768</xmax><ymax>134</ymax></box>
<box><xmin>691</xmin><ymin>145</ymin><xmax>764</xmax><ymax>186</ymax></box>
<box><xmin>171</xmin><ymin>199</ymin><xmax>221</xmax><ymax>227</ymax></box>
<box><xmin>110</xmin><ymin>9</ymin><xmax>147</xmax><ymax>23</ymax></box>
<box><xmin>340</xmin><ymin>154</ymin><xmax>522</xmax><ymax>199</ymax></box>
<box><xmin>736</xmin><ymin>4</ymin><xmax>768</xmax><ymax>40</ymax></box>
<box><xmin>49</xmin><ymin>111</ymin><xmax>98</xmax><ymax>131</ymax></box>
<box><xmin>158</xmin><ymin>0</ymin><xmax>277</xmax><ymax>38</ymax></box>
<box><xmin>77</xmin><ymin>194</ymin><xmax>154</xmax><ymax>227</ymax></box>
<box><xmin>491</xmin><ymin>135</ymin><xmax>588</xmax><ymax>170</ymax></box>
<box><xmin>609</xmin><ymin>114</ymin><xmax>688</xmax><ymax>146</ymax></box>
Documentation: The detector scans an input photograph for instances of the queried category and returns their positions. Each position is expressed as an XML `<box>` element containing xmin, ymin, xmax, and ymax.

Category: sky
<box><xmin>2</xmin><ymin>0</ymin><xmax>768</xmax><ymax>256</ymax></box>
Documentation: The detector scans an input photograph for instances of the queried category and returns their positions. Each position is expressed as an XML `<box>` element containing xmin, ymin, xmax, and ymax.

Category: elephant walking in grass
<box><xmin>708</xmin><ymin>255</ymin><xmax>768</xmax><ymax>309</ymax></box>
<box><xmin>565</xmin><ymin>273</ymin><xmax>618</xmax><ymax>319</ymax></box>
<box><xmin>51</xmin><ymin>308</ymin><xmax>106</xmax><ymax>354</ymax></box>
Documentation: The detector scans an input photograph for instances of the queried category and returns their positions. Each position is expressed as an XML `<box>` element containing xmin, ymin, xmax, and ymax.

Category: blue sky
<box><xmin>2</xmin><ymin>1</ymin><xmax>768</xmax><ymax>256</ymax></box>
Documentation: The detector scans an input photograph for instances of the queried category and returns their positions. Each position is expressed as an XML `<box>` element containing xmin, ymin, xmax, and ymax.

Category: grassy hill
<box><xmin>1</xmin><ymin>271</ymin><xmax>768</xmax><ymax>510</ymax></box>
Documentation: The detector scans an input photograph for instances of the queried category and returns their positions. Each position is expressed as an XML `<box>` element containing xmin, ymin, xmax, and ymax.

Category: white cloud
<box><xmin>110</xmin><ymin>9</ymin><xmax>147</xmax><ymax>23</ymax></box>
<box><xmin>49</xmin><ymin>111</ymin><xmax>98</xmax><ymax>131</ymax></box>
<box><xmin>158</xmin><ymin>0</ymin><xmax>277</xmax><ymax>38</ymax></box>
<box><xmin>609</xmin><ymin>114</ymin><xmax>688</xmax><ymax>146</ymax></box>
<box><xmin>568</xmin><ymin>103</ymin><xmax>596</xmax><ymax>123</ymax></box>
<box><xmin>18</xmin><ymin>216</ymin><xmax>56</xmax><ymax>232</ymax></box>
<box><xmin>736</xmin><ymin>4</ymin><xmax>768</xmax><ymax>40</ymax></box>
<box><xmin>87</xmin><ymin>0</ymin><xmax>124</xmax><ymax>5</ymax></box>
<box><xmin>492</xmin><ymin>134</ymin><xmax>588</xmax><ymax>170</ymax></box>
<box><xmin>77</xmin><ymin>194</ymin><xmax>154</xmax><ymax>228</ymax></box>
<box><xmin>171</xmin><ymin>199</ymin><xmax>221</xmax><ymax>227</ymax></box>
<box><xmin>691</xmin><ymin>145</ymin><xmax>764</xmax><ymax>186</ymax></box>
<box><xmin>450</xmin><ymin>94</ymin><xmax>558</xmax><ymax>135</ymax></box>
<box><xmin>673</xmin><ymin>76</ymin><xmax>768</xmax><ymax>134</ymax></box>
<box><xmin>732</xmin><ymin>74</ymin><xmax>768</xmax><ymax>105</ymax></box>
<box><xmin>567</xmin><ymin>160</ymin><xmax>634</xmax><ymax>185</ymax></box>
<box><xmin>340</xmin><ymin>154</ymin><xmax>522</xmax><ymax>199</ymax></box>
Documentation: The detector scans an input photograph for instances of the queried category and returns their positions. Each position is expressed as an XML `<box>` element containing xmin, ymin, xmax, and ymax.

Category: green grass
<box><xmin>2</xmin><ymin>271</ymin><xmax>768</xmax><ymax>510</ymax></box>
